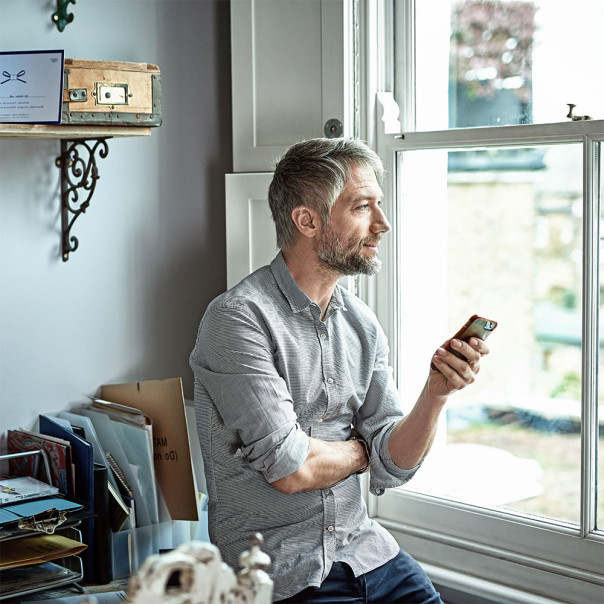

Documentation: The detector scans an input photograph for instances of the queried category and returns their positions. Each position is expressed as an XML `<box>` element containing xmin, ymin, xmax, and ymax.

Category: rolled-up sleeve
<box><xmin>353</xmin><ymin>325</ymin><xmax>421</xmax><ymax>495</ymax></box>
<box><xmin>190</xmin><ymin>300</ymin><xmax>309</xmax><ymax>483</ymax></box>
<box><xmin>369</xmin><ymin>423</ymin><xmax>421</xmax><ymax>495</ymax></box>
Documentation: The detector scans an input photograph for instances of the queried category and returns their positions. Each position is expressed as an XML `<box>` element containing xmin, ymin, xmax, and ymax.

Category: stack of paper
<box><xmin>0</xmin><ymin>476</ymin><xmax>58</xmax><ymax>505</ymax></box>
<box><xmin>0</xmin><ymin>446</ymin><xmax>88</xmax><ymax>596</ymax></box>
<box><xmin>0</xmin><ymin>561</ymin><xmax>83</xmax><ymax>600</ymax></box>
<box><xmin>0</xmin><ymin>533</ymin><xmax>87</xmax><ymax>569</ymax></box>
<box><xmin>83</xmin><ymin>399</ymin><xmax>159</xmax><ymax>526</ymax></box>
<box><xmin>2</xmin><ymin>377</ymin><xmax>201</xmax><ymax>592</ymax></box>
<box><xmin>100</xmin><ymin>378</ymin><xmax>198</xmax><ymax>522</ymax></box>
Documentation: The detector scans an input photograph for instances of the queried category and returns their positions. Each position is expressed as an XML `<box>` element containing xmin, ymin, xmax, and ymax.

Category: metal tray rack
<box><xmin>0</xmin><ymin>451</ymin><xmax>85</xmax><ymax>600</ymax></box>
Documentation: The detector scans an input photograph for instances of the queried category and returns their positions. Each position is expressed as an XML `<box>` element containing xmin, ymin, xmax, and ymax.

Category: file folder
<box><xmin>38</xmin><ymin>415</ymin><xmax>95</xmax><ymax>583</ymax></box>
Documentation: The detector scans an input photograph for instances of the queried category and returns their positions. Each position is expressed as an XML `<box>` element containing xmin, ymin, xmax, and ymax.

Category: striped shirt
<box><xmin>190</xmin><ymin>252</ymin><xmax>419</xmax><ymax>601</ymax></box>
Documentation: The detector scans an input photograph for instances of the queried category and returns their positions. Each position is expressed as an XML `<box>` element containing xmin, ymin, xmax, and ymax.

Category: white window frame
<box><xmin>357</xmin><ymin>1</ymin><xmax>604</xmax><ymax>600</ymax></box>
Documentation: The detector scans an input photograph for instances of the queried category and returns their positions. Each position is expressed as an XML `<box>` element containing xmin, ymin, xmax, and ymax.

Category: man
<box><xmin>190</xmin><ymin>138</ymin><xmax>488</xmax><ymax>602</ymax></box>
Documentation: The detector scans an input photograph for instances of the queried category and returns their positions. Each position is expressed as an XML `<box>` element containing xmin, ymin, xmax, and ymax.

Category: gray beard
<box><xmin>317</xmin><ymin>231</ymin><xmax>382</xmax><ymax>276</ymax></box>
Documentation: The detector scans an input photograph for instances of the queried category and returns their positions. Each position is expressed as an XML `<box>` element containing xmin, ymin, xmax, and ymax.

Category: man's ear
<box><xmin>291</xmin><ymin>206</ymin><xmax>320</xmax><ymax>239</ymax></box>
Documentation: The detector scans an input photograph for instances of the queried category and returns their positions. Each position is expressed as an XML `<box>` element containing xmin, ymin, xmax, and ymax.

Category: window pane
<box><xmin>413</xmin><ymin>0</ymin><xmax>604</xmax><ymax>130</ymax></box>
<box><xmin>396</xmin><ymin>143</ymin><xmax>603</xmax><ymax>525</ymax></box>
<box><xmin>598</xmin><ymin>142</ymin><xmax>603</xmax><ymax>532</ymax></box>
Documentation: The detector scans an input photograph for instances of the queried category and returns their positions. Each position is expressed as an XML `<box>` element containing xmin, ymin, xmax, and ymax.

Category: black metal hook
<box><xmin>52</xmin><ymin>0</ymin><xmax>76</xmax><ymax>32</ymax></box>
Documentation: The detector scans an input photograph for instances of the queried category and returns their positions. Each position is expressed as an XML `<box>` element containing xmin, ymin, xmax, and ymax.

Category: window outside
<box><xmin>414</xmin><ymin>0</ymin><xmax>604</xmax><ymax>132</ymax></box>
<box><xmin>372</xmin><ymin>2</ymin><xmax>604</xmax><ymax>597</ymax></box>
<box><xmin>391</xmin><ymin>0</ymin><xmax>604</xmax><ymax>527</ymax></box>
<box><xmin>395</xmin><ymin>142</ymin><xmax>603</xmax><ymax>526</ymax></box>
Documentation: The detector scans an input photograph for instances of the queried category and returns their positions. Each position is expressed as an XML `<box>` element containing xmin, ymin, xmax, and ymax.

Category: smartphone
<box><xmin>445</xmin><ymin>314</ymin><xmax>497</xmax><ymax>361</ymax></box>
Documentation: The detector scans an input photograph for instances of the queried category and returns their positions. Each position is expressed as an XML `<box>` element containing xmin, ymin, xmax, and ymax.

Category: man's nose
<box><xmin>371</xmin><ymin>205</ymin><xmax>391</xmax><ymax>234</ymax></box>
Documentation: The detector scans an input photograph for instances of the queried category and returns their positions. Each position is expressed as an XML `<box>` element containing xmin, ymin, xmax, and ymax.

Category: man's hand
<box><xmin>388</xmin><ymin>336</ymin><xmax>490</xmax><ymax>470</ymax></box>
<box><xmin>428</xmin><ymin>336</ymin><xmax>490</xmax><ymax>398</ymax></box>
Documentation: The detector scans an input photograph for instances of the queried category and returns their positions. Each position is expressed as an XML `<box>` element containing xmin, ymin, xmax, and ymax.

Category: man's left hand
<box><xmin>428</xmin><ymin>337</ymin><xmax>490</xmax><ymax>398</ymax></box>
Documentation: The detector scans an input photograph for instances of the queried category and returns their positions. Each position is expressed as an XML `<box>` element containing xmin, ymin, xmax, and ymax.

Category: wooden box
<box><xmin>62</xmin><ymin>59</ymin><xmax>162</xmax><ymax>127</ymax></box>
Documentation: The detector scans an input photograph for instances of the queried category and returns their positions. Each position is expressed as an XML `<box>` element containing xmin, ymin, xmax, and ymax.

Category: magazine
<box><xmin>0</xmin><ymin>476</ymin><xmax>59</xmax><ymax>505</ymax></box>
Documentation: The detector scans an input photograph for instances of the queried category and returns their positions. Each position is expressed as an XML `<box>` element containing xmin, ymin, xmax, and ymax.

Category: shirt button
<box><xmin>327</xmin><ymin>377</ymin><xmax>334</xmax><ymax>384</ymax></box>
<box><xmin>322</xmin><ymin>488</ymin><xmax>331</xmax><ymax>495</ymax></box>
<box><xmin>320</xmin><ymin>333</ymin><xmax>327</xmax><ymax>339</ymax></box>
<box><xmin>316</xmin><ymin>418</ymin><xmax>323</xmax><ymax>423</ymax></box>
<box><xmin>326</xmin><ymin>525</ymin><xmax>334</xmax><ymax>532</ymax></box>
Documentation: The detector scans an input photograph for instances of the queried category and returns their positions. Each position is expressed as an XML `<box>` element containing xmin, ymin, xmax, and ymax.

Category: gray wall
<box><xmin>0</xmin><ymin>0</ymin><xmax>232</xmax><ymax>434</ymax></box>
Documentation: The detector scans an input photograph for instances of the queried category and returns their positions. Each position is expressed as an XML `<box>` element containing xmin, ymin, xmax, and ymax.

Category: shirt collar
<box><xmin>270</xmin><ymin>251</ymin><xmax>346</xmax><ymax>316</ymax></box>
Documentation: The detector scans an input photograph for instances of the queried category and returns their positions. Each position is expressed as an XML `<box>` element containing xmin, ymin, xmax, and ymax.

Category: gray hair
<box><xmin>268</xmin><ymin>138</ymin><xmax>384</xmax><ymax>249</ymax></box>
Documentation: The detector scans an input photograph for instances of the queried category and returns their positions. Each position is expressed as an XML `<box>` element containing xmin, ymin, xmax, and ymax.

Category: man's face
<box><xmin>316</xmin><ymin>163</ymin><xmax>390</xmax><ymax>276</ymax></box>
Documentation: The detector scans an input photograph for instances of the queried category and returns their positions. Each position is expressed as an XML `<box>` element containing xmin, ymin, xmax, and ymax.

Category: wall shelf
<box><xmin>0</xmin><ymin>124</ymin><xmax>152</xmax><ymax>260</ymax></box>
<box><xmin>0</xmin><ymin>124</ymin><xmax>151</xmax><ymax>139</ymax></box>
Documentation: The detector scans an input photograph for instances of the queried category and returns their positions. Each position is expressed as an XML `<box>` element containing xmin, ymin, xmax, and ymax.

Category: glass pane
<box><xmin>413</xmin><ymin>0</ymin><xmax>604</xmax><ymax>130</ymax></box>
<box><xmin>396</xmin><ymin>142</ymin><xmax>603</xmax><ymax>525</ymax></box>
<box><xmin>598</xmin><ymin>142</ymin><xmax>603</xmax><ymax>532</ymax></box>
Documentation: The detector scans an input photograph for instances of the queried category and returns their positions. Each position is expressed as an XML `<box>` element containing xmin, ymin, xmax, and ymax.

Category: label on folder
<box><xmin>0</xmin><ymin>50</ymin><xmax>64</xmax><ymax>124</ymax></box>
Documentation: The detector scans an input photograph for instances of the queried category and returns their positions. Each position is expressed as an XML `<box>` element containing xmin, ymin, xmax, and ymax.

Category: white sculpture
<box><xmin>125</xmin><ymin>534</ymin><xmax>273</xmax><ymax>604</ymax></box>
<box><xmin>233</xmin><ymin>533</ymin><xmax>273</xmax><ymax>604</ymax></box>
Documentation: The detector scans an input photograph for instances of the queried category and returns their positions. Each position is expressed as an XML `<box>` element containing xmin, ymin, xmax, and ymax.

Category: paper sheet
<box><xmin>0</xmin><ymin>533</ymin><xmax>86</xmax><ymax>569</ymax></box>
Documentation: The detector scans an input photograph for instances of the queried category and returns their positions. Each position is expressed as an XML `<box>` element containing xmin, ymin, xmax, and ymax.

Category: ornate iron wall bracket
<box><xmin>52</xmin><ymin>0</ymin><xmax>76</xmax><ymax>32</ymax></box>
<box><xmin>56</xmin><ymin>138</ymin><xmax>110</xmax><ymax>261</ymax></box>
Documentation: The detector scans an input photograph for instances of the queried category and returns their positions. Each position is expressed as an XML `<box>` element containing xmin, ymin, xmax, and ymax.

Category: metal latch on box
<box><xmin>93</xmin><ymin>82</ymin><xmax>130</xmax><ymax>105</ymax></box>
<box><xmin>68</xmin><ymin>88</ymin><xmax>87</xmax><ymax>102</ymax></box>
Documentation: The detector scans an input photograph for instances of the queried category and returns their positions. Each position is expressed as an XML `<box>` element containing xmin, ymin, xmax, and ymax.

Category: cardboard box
<box><xmin>100</xmin><ymin>378</ymin><xmax>198</xmax><ymax>522</ymax></box>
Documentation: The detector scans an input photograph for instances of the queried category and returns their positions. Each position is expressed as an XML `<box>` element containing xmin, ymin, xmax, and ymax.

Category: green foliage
<box><xmin>550</xmin><ymin>371</ymin><xmax>581</xmax><ymax>400</ymax></box>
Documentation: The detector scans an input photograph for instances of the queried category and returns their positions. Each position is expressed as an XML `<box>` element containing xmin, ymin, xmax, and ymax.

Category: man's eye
<box><xmin>355</xmin><ymin>204</ymin><xmax>369</xmax><ymax>211</ymax></box>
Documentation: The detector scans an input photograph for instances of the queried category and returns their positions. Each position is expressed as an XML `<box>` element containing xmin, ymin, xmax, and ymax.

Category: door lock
<box><xmin>324</xmin><ymin>118</ymin><xmax>343</xmax><ymax>138</ymax></box>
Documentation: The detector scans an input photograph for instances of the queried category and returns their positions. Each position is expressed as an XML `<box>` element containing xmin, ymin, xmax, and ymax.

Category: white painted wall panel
<box><xmin>225</xmin><ymin>173</ymin><xmax>276</xmax><ymax>288</ymax></box>
<box><xmin>231</xmin><ymin>0</ymin><xmax>351</xmax><ymax>172</ymax></box>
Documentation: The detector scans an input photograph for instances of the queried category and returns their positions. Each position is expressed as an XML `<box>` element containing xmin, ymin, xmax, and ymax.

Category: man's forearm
<box><xmin>388</xmin><ymin>384</ymin><xmax>448</xmax><ymax>470</ymax></box>
<box><xmin>271</xmin><ymin>436</ymin><xmax>368</xmax><ymax>494</ymax></box>
<box><xmin>388</xmin><ymin>334</ymin><xmax>490</xmax><ymax>469</ymax></box>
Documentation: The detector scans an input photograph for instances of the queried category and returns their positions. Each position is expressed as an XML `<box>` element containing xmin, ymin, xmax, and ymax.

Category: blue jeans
<box><xmin>276</xmin><ymin>549</ymin><xmax>443</xmax><ymax>603</ymax></box>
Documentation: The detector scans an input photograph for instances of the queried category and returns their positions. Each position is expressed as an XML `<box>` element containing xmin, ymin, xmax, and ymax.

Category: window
<box><xmin>412</xmin><ymin>0</ymin><xmax>604</xmax><ymax>132</ymax></box>
<box><xmin>395</xmin><ymin>141</ymin><xmax>594</xmax><ymax>525</ymax></box>
<box><xmin>368</xmin><ymin>1</ymin><xmax>604</xmax><ymax>600</ymax></box>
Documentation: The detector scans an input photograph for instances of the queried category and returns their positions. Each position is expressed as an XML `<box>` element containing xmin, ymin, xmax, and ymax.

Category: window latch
<box><xmin>566</xmin><ymin>104</ymin><xmax>591</xmax><ymax>121</ymax></box>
